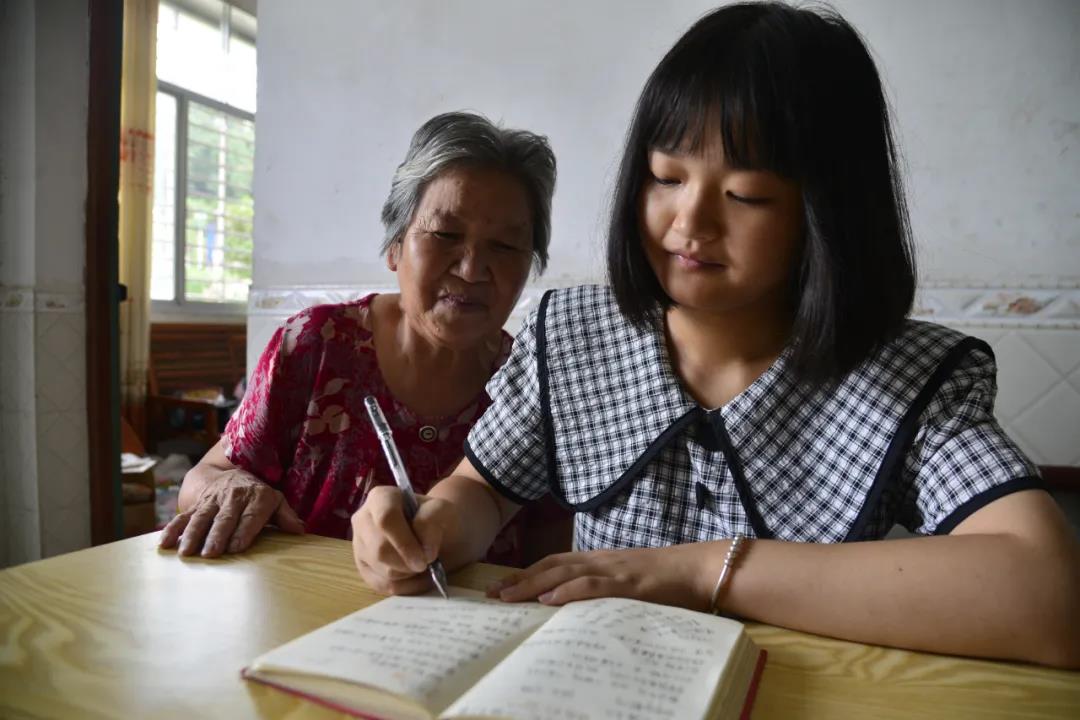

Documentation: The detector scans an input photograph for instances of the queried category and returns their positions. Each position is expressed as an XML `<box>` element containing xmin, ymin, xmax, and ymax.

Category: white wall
<box><xmin>252</xmin><ymin>0</ymin><xmax>1080</xmax><ymax>465</ymax></box>
<box><xmin>254</xmin><ymin>0</ymin><xmax>1079</xmax><ymax>289</ymax></box>
<box><xmin>0</xmin><ymin>0</ymin><xmax>37</xmax><ymax>288</ymax></box>
<box><xmin>253</xmin><ymin>0</ymin><xmax>688</xmax><ymax>288</ymax></box>
<box><xmin>837</xmin><ymin>0</ymin><xmax>1079</xmax><ymax>284</ymax></box>
<box><xmin>32</xmin><ymin>2</ymin><xmax>95</xmax><ymax>294</ymax></box>
<box><xmin>0</xmin><ymin>0</ymin><xmax>91</xmax><ymax>567</ymax></box>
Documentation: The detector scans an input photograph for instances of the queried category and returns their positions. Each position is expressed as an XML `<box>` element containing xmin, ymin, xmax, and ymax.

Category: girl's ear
<box><xmin>386</xmin><ymin>241</ymin><xmax>401</xmax><ymax>272</ymax></box>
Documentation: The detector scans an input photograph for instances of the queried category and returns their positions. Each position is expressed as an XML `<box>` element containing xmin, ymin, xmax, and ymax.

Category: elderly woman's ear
<box><xmin>386</xmin><ymin>240</ymin><xmax>401</xmax><ymax>271</ymax></box>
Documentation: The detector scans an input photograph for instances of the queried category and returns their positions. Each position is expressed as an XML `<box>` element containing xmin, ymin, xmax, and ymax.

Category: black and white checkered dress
<box><xmin>465</xmin><ymin>285</ymin><xmax>1040</xmax><ymax>550</ymax></box>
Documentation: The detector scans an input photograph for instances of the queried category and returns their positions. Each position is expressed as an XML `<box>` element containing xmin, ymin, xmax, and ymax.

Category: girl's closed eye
<box><xmin>726</xmin><ymin>190</ymin><xmax>771</xmax><ymax>205</ymax></box>
<box><xmin>650</xmin><ymin>171</ymin><xmax>682</xmax><ymax>187</ymax></box>
<box><xmin>647</xmin><ymin>153</ymin><xmax>684</xmax><ymax>187</ymax></box>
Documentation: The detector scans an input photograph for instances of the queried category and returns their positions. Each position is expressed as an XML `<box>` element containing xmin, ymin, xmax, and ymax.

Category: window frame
<box><xmin>152</xmin><ymin>79</ymin><xmax>255</xmax><ymax>319</ymax></box>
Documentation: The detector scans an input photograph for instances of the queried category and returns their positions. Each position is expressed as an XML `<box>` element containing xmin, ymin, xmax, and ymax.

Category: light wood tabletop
<box><xmin>1</xmin><ymin>531</ymin><xmax>1077</xmax><ymax>719</ymax></box>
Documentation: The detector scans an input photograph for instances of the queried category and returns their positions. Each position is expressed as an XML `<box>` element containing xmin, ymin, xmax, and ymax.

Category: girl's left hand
<box><xmin>487</xmin><ymin>542</ymin><xmax>721</xmax><ymax>612</ymax></box>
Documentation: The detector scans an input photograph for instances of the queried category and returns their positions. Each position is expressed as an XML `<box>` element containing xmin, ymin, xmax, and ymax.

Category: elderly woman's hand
<box><xmin>159</xmin><ymin>469</ymin><xmax>304</xmax><ymax>557</ymax></box>
<box><xmin>351</xmin><ymin>485</ymin><xmax>459</xmax><ymax>595</ymax></box>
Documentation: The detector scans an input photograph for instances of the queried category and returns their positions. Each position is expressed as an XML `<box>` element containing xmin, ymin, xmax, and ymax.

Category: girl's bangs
<box><xmin>642</xmin><ymin>46</ymin><xmax>796</xmax><ymax>177</ymax></box>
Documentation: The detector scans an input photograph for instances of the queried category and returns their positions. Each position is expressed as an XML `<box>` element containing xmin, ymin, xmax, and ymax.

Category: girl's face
<box><xmin>390</xmin><ymin>165</ymin><xmax>534</xmax><ymax>350</ymax></box>
<box><xmin>639</xmin><ymin>140</ymin><xmax>804</xmax><ymax>319</ymax></box>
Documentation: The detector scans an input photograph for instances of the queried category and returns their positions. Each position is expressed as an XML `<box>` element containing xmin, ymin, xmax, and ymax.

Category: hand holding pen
<box><xmin>363</xmin><ymin>396</ymin><xmax>451</xmax><ymax>599</ymax></box>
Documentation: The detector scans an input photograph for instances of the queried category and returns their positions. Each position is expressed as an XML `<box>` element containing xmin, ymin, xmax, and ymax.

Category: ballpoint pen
<box><xmin>363</xmin><ymin>395</ymin><xmax>450</xmax><ymax>599</ymax></box>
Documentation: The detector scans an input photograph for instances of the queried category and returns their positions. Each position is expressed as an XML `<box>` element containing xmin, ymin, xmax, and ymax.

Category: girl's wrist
<box><xmin>684</xmin><ymin>540</ymin><xmax>740</xmax><ymax>613</ymax></box>
<box><xmin>708</xmin><ymin>536</ymin><xmax>749</xmax><ymax>615</ymax></box>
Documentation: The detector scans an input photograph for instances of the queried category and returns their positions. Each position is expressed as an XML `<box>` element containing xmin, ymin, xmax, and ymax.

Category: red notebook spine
<box><xmin>739</xmin><ymin>649</ymin><xmax>769</xmax><ymax>720</ymax></box>
<box><xmin>241</xmin><ymin>668</ymin><xmax>388</xmax><ymax>720</ymax></box>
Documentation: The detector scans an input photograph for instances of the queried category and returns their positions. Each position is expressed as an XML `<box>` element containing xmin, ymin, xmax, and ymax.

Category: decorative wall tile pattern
<box><xmin>0</xmin><ymin>287</ymin><xmax>34</xmax><ymax>311</ymax></box>
<box><xmin>0</xmin><ymin>311</ymin><xmax>36</xmax><ymax>412</ymax></box>
<box><xmin>35</xmin><ymin>291</ymin><xmax>85</xmax><ymax>313</ymax></box>
<box><xmin>963</xmin><ymin>327</ymin><xmax>1080</xmax><ymax>467</ymax></box>
<box><xmin>248</xmin><ymin>284</ymin><xmax>1080</xmax><ymax>467</ymax></box>
<box><xmin>0</xmin><ymin>287</ymin><xmax>90</xmax><ymax>567</ymax></box>
<box><xmin>35</xmin><ymin>300</ymin><xmax>89</xmax><ymax>560</ymax></box>
<box><xmin>35</xmin><ymin>312</ymin><xmax>87</xmax><ymax>414</ymax></box>
<box><xmin>0</xmin><ymin>291</ymin><xmax>40</xmax><ymax>567</ymax></box>
<box><xmin>3</xmin><ymin>416</ymin><xmax>39</xmax><ymax>513</ymax></box>
<box><xmin>914</xmin><ymin>283</ymin><xmax>1080</xmax><ymax>330</ymax></box>
<box><xmin>979</xmin><ymin>331</ymin><xmax>1061</xmax><ymax>420</ymax></box>
<box><xmin>248</xmin><ymin>284</ymin><xmax>551</xmax><ymax>322</ymax></box>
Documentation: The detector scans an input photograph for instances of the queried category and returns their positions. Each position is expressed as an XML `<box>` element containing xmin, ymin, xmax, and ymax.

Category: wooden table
<box><xmin>1</xmin><ymin>532</ymin><xmax>1077</xmax><ymax>719</ymax></box>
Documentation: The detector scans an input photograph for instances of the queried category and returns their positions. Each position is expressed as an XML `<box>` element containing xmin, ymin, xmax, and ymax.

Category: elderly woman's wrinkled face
<box><xmin>389</xmin><ymin>165</ymin><xmax>534</xmax><ymax>349</ymax></box>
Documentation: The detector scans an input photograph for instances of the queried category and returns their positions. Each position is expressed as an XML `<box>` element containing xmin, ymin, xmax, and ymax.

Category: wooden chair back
<box><xmin>149</xmin><ymin>323</ymin><xmax>246</xmax><ymax>397</ymax></box>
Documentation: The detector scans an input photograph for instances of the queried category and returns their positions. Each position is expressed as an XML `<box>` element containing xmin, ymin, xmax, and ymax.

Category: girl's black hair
<box><xmin>607</xmin><ymin>1</ymin><xmax>916</xmax><ymax>386</ymax></box>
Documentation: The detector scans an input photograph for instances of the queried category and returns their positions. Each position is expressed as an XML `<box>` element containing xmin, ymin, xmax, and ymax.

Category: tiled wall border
<box><xmin>248</xmin><ymin>285</ymin><xmax>395</xmax><ymax>315</ymax></box>
<box><xmin>1</xmin><ymin>288</ymin><xmax>87</xmax><ymax>314</ymax></box>
<box><xmin>249</xmin><ymin>282</ymin><xmax>1080</xmax><ymax>330</ymax></box>
<box><xmin>36</xmin><ymin>291</ymin><xmax>86</xmax><ymax>313</ymax></box>
<box><xmin>913</xmin><ymin>282</ymin><xmax>1080</xmax><ymax>330</ymax></box>
<box><xmin>248</xmin><ymin>283</ymin><xmax>550</xmax><ymax>327</ymax></box>
<box><xmin>1</xmin><ymin>287</ymin><xmax>35</xmax><ymax>313</ymax></box>
<box><xmin>246</xmin><ymin>284</ymin><xmax>554</xmax><ymax>380</ymax></box>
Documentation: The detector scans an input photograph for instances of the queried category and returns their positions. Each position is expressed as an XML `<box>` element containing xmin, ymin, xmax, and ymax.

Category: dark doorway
<box><xmin>86</xmin><ymin>0</ymin><xmax>124</xmax><ymax>545</ymax></box>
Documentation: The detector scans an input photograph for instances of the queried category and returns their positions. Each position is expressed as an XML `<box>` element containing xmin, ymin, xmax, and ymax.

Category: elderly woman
<box><xmin>160</xmin><ymin>111</ymin><xmax>567</xmax><ymax>566</ymax></box>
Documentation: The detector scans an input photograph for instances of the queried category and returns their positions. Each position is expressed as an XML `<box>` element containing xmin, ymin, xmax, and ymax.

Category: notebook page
<box><xmin>441</xmin><ymin>597</ymin><xmax>743</xmax><ymax>720</ymax></box>
<box><xmin>249</xmin><ymin>589</ymin><xmax>557</xmax><ymax>714</ymax></box>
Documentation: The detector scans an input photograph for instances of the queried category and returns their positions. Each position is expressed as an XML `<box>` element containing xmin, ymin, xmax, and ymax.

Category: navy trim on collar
<box><xmin>534</xmin><ymin>287</ymin><xmax>697</xmax><ymax>510</ymax></box>
<box><xmin>537</xmin><ymin>288</ymin><xmax>702</xmax><ymax>512</ymax></box>
<box><xmin>711</xmin><ymin>410</ymin><xmax>774</xmax><ymax>539</ymax></box>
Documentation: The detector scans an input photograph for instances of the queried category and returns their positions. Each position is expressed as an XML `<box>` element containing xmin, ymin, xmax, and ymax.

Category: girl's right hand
<box><xmin>350</xmin><ymin>485</ymin><xmax>459</xmax><ymax>595</ymax></box>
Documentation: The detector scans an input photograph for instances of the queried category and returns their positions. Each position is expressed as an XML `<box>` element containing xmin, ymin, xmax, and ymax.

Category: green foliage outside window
<box><xmin>184</xmin><ymin>102</ymin><xmax>254</xmax><ymax>303</ymax></box>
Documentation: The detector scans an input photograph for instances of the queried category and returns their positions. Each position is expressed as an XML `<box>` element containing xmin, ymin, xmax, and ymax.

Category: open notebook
<box><xmin>243</xmin><ymin>588</ymin><xmax>765</xmax><ymax>720</ymax></box>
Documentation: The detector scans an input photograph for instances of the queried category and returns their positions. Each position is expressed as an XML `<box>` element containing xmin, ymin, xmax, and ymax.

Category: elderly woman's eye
<box><xmin>432</xmin><ymin>230</ymin><xmax>459</xmax><ymax>240</ymax></box>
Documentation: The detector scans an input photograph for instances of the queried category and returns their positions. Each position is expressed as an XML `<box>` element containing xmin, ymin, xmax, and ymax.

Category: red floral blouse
<box><xmin>223</xmin><ymin>294</ymin><xmax>556</xmax><ymax>567</ymax></box>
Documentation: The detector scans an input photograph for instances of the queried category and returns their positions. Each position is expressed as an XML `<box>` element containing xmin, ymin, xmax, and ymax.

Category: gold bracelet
<box><xmin>709</xmin><ymin>535</ymin><xmax>747</xmax><ymax>615</ymax></box>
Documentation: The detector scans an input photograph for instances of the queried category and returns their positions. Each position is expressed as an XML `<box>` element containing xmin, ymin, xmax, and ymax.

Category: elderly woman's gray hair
<box><xmin>380</xmin><ymin>112</ymin><xmax>557</xmax><ymax>273</ymax></box>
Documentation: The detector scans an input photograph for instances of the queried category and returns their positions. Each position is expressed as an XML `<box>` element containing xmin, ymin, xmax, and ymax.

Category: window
<box><xmin>152</xmin><ymin>1</ymin><xmax>256</xmax><ymax>311</ymax></box>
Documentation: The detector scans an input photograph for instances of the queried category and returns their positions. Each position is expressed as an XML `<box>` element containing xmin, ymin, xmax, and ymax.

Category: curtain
<box><xmin>118</xmin><ymin>0</ymin><xmax>159</xmax><ymax>442</ymax></box>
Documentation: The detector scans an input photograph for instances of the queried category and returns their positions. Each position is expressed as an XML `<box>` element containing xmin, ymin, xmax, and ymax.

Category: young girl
<box><xmin>350</xmin><ymin>2</ymin><xmax>1079</xmax><ymax>667</ymax></box>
